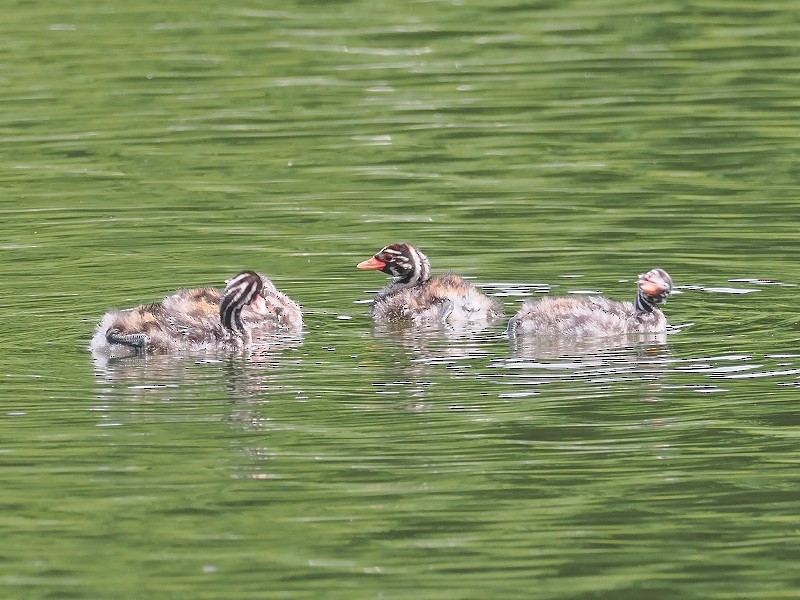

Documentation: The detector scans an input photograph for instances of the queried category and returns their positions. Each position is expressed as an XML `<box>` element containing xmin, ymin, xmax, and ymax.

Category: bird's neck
<box><xmin>635</xmin><ymin>291</ymin><xmax>657</xmax><ymax>315</ymax></box>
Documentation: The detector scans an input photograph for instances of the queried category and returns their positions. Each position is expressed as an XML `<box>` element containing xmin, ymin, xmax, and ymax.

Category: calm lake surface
<box><xmin>2</xmin><ymin>0</ymin><xmax>799</xmax><ymax>598</ymax></box>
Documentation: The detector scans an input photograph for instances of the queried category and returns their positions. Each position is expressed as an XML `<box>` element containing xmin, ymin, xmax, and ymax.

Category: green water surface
<box><xmin>2</xmin><ymin>1</ymin><xmax>799</xmax><ymax>598</ymax></box>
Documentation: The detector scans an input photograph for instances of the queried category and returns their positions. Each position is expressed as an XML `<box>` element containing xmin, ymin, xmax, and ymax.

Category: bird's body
<box><xmin>357</xmin><ymin>243</ymin><xmax>503</xmax><ymax>326</ymax></box>
<box><xmin>90</xmin><ymin>271</ymin><xmax>302</xmax><ymax>358</ymax></box>
<box><xmin>507</xmin><ymin>268</ymin><xmax>673</xmax><ymax>339</ymax></box>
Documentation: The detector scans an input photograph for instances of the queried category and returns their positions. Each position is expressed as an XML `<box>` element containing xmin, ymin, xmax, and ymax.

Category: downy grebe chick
<box><xmin>506</xmin><ymin>268</ymin><xmax>673</xmax><ymax>338</ymax></box>
<box><xmin>356</xmin><ymin>242</ymin><xmax>503</xmax><ymax>325</ymax></box>
<box><xmin>90</xmin><ymin>270</ymin><xmax>302</xmax><ymax>357</ymax></box>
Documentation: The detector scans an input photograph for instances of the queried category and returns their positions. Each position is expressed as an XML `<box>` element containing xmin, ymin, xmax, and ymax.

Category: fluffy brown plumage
<box><xmin>507</xmin><ymin>268</ymin><xmax>672</xmax><ymax>338</ymax></box>
<box><xmin>357</xmin><ymin>243</ymin><xmax>503</xmax><ymax>325</ymax></box>
<box><xmin>90</xmin><ymin>271</ymin><xmax>302</xmax><ymax>358</ymax></box>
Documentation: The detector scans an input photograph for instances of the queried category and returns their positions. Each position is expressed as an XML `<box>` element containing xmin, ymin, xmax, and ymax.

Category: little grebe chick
<box><xmin>90</xmin><ymin>270</ymin><xmax>302</xmax><ymax>357</ymax></box>
<box><xmin>356</xmin><ymin>242</ymin><xmax>503</xmax><ymax>325</ymax></box>
<box><xmin>506</xmin><ymin>268</ymin><xmax>673</xmax><ymax>338</ymax></box>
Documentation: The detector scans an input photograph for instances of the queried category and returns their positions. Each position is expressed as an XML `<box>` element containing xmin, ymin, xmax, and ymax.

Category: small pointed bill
<box><xmin>356</xmin><ymin>257</ymin><xmax>386</xmax><ymax>270</ymax></box>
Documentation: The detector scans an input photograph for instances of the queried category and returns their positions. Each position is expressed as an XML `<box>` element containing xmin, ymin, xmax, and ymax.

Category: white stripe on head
<box><xmin>221</xmin><ymin>271</ymin><xmax>263</xmax><ymax>331</ymax></box>
<box><xmin>378</xmin><ymin>243</ymin><xmax>431</xmax><ymax>284</ymax></box>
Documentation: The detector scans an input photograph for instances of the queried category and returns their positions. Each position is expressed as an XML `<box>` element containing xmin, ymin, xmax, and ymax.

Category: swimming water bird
<box><xmin>506</xmin><ymin>268</ymin><xmax>673</xmax><ymax>338</ymax></box>
<box><xmin>356</xmin><ymin>242</ymin><xmax>503</xmax><ymax>325</ymax></box>
<box><xmin>90</xmin><ymin>270</ymin><xmax>302</xmax><ymax>357</ymax></box>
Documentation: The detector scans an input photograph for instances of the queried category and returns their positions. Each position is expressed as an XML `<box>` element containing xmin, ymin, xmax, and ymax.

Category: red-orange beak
<box><xmin>356</xmin><ymin>257</ymin><xmax>386</xmax><ymax>270</ymax></box>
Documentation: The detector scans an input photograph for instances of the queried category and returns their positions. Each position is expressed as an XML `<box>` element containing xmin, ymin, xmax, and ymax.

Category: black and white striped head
<box><xmin>356</xmin><ymin>243</ymin><xmax>431</xmax><ymax>285</ymax></box>
<box><xmin>220</xmin><ymin>270</ymin><xmax>264</xmax><ymax>332</ymax></box>
<box><xmin>635</xmin><ymin>268</ymin><xmax>672</xmax><ymax>314</ymax></box>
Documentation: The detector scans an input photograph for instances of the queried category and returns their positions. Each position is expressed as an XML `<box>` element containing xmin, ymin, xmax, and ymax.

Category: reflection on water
<box><xmin>92</xmin><ymin>333</ymin><xmax>305</xmax><ymax>403</ymax></box>
<box><xmin>493</xmin><ymin>334</ymin><xmax>671</xmax><ymax>408</ymax></box>
<box><xmin>507</xmin><ymin>329</ymin><xmax>668</xmax><ymax>360</ymax></box>
<box><xmin>90</xmin><ymin>331</ymin><xmax>305</xmax><ymax>371</ymax></box>
<box><xmin>369</xmin><ymin>320</ymin><xmax>500</xmax><ymax>357</ymax></box>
